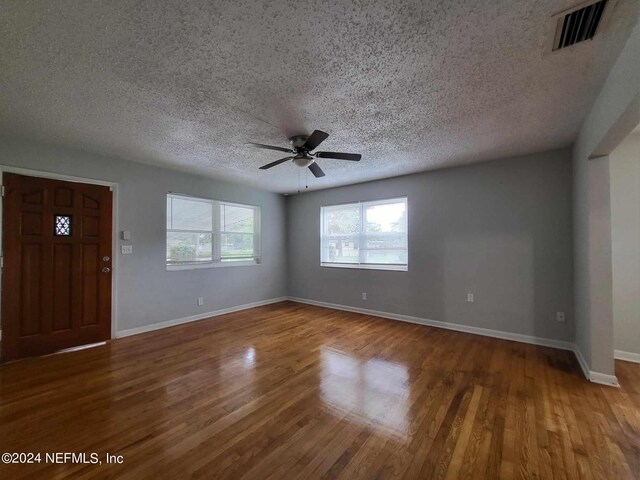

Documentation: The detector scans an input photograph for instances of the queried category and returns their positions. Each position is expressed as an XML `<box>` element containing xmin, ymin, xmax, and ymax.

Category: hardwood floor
<box><xmin>1</xmin><ymin>301</ymin><xmax>639</xmax><ymax>479</ymax></box>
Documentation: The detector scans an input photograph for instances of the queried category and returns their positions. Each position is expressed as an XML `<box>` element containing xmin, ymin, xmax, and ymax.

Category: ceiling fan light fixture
<box><xmin>293</xmin><ymin>154</ymin><xmax>314</xmax><ymax>167</ymax></box>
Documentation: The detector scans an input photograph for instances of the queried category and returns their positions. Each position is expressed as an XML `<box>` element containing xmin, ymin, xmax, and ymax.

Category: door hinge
<box><xmin>1</xmin><ymin>185</ymin><xmax>4</xmax><ymax>196</ymax></box>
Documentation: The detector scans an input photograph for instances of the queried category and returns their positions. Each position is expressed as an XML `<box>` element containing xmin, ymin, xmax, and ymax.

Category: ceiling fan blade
<box><xmin>302</xmin><ymin>130</ymin><xmax>329</xmax><ymax>151</ymax></box>
<box><xmin>246</xmin><ymin>142</ymin><xmax>293</xmax><ymax>153</ymax></box>
<box><xmin>259</xmin><ymin>156</ymin><xmax>293</xmax><ymax>170</ymax></box>
<box><xmin>314</xmin><ymin>151</ymin><xmax>361</xmax><ymax>161</ymax></box>
<box><xmin>308</xmin><ymin>162</ymin><xmax>325</xmax><ymax>178</ymax></box>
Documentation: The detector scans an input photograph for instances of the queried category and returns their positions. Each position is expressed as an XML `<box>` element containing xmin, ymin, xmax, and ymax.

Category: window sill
<box><xmin>320</xmin><ymin>263</ymin><xmax>407</xmax><ymax>272</ymax></box>
<box><xmin>167</xmin><ymin>260</ymin><xmax>260</xmax><ymax>271</ymax></box>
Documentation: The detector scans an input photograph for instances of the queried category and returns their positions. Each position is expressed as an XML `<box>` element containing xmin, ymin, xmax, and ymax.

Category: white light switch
<box><xmin>121</xmin><ymin>230</ymin><xmax>131</xmax><ymax>241</ymax></box>
<box><xmin>467</xmin><ymin>293</ymin><xmax>474</xmax><ymax>303</ymax></box>
<box><xmin>121</xmin><ymin>245</ymin><xmax>133</xmax><ymax>254</ymax></box>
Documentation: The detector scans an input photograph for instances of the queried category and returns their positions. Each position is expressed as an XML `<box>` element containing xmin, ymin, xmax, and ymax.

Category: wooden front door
<box><xmin>1</xmin><ymin>173</ymin><xmax>113</xmax><ymax>361</ymax></box>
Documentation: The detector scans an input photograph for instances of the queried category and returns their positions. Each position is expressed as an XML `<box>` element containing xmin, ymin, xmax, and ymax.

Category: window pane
<box><xmin>324</xmin><ymin>204</ymin><xmax>360</xmax><ymax>235</ymax></box>
<box><xmin>321</xmin><ymin>198</ymin><xmax>407</xmax><ymax>269</ymax></box>
<box><xmin>321</xmin><ymin>237</ymin><xmax>359</xmax><ymax>263</ymax></box>
<box><xmin>362</xmin><ymin>249</ymin><xmax>407</xmax><ymax>265</ymax></box>
<box><xmin>221</xmin><ymin>233</ymin><xmax>255</xmax><ymax>260</ymax></box>
<box><xmin>169</xmin><ymin>197</ymin><xmax>212</xmax><ymax>231</ymax></box>
<box><xmin>364</xmin><ymin>201</ymin><xmax>406</xmax><ymax>233</ymax></box>
<box><xmin>54</xmin><ymin>215</ymin><xmax>72</xmax><ymax>236</ymax></box>
<box><xmin>221</xmin><ymin>204</ymin><xmax>254</xmax><ymax>233</ymax></box>
<box><xmin>363</xmin><ymin>232</ymin><xmax>407</xmax><ymax>250</ymax></box>
<box><xmin>167</xmin><ymin>232</ymin><xmax>212</xmax><ymax>263</ymax></box>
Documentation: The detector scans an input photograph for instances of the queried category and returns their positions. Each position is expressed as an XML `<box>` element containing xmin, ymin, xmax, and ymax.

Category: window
<box><xmin>166</xmin><ymin>194</ymin><xmax>260</xmax><ymax>269</ymax></box>
<box><xmin>54</xmin><ymin>215</ymin><xmax>72</xmax><ymax>236</ymax></box>
<box><xmin>321</xmin><ymin>197</ymin><xmax>407</xmax><ymax>271</ymax></box>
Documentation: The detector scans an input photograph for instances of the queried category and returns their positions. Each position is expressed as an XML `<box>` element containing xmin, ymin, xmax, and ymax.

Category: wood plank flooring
<box><xmin>1</xmin><ymin>301</ymin><xmax>639</xmax><ymax>479</ymax></box>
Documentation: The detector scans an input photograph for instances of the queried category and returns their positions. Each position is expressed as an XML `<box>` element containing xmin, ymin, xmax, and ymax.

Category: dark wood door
<box><xmin>1</xmin><ymin>173</ymin><xmax>112</xmax><ymax>361</ymax></box>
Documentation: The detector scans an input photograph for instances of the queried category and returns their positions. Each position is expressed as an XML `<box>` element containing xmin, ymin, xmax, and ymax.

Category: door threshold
<box><xmin>49</xmin><ymin>341</ymin><xmax>107</xmax><ymax>356</ymax></box>
<box><xmin>1</xmin><ymin>341</ymin><xmax>108</xmax><ymax>364</ymax></box>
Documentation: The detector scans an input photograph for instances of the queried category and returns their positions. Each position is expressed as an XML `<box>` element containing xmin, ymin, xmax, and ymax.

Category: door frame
<box><xmin>0</xmin><ymin>166</ymin><xmax>119</xmax><ymax>352</ymax></box>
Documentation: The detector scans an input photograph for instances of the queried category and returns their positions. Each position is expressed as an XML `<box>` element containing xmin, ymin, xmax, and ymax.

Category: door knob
<box><xmin>101</xmin><ymin>267</ymin><xmax>111</xmax><ymax>273</ymax></box>
<box><xmin>103</xmin><ymin>256</ymin><xmax>110</xmax><ymax>262</ymax></box>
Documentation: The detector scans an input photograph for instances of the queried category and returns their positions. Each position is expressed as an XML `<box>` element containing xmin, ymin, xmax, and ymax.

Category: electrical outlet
<box><xmin>556</xmin><ymin>311</ymin><xmax>565</xmax><ymax>322</ymax></box>
<box><xmin>197</xmin><ymin>296</ymin><xmax>204</xmax><ymax>306</ymax></box>
<box><xmin>467</xmin><ymin>293</ymin><xmax>474</xmax><ymax>303</ymax></box>
<box><xmin>362</xmin><ymin>292</ymin><xmax>367</xmax><ymax>300</ymax></box>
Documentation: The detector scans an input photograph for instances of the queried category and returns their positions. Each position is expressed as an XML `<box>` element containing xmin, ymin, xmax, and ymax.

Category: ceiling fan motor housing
<box><xmin>289</xmin><ymin>135</ymin><xmax>310</xmax><ymax>150</ymax></box>
<box><xmin>290</xmin><ymin>135</ymin><xmax>315</xmax><ymax>166</ymax></box>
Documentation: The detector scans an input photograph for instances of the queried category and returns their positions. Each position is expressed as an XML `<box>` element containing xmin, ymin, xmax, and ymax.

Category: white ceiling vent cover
<box><xmin>549</xmin><ymin>0</ymin><xmax>614</xmax><ymax>51</ymax></box>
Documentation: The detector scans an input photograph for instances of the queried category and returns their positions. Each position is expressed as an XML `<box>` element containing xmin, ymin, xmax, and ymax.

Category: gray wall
<box><xmin>0</xmin><ymin>135</ymin><xmax>288</xmax><ymax>333</ymax></box>
<box><xmin>572</xmin><ymin>20</ymin><xmax>640</xmax><ymax>376</ymax></box>
<box><xmin>610</xmin><ymin>131</ymin><xmax>640</xmax><ymax>357</ymax></box>
<box><xmin>287</xmin><ymin>149</ymin><xmax>574</xmax><ymax>343</ymax></box>
<box><xmin>572</xmin><ymin>154</ymin><xmax>613</xmax><ymax>373</ymax></box>
<box><xmin>572</xmin><ymin>154</ymin><xmax>594</xmax><ymax>370</ymax></box>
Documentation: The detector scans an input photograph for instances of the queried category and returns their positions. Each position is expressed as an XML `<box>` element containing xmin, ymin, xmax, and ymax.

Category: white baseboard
<box><xmin>615</xmin><ymin>350</ymin><xmax>640</xmax><ymax>364</ymax></box>
<box><xmin>288</xmin><ymin>297</ymin><xmax>624</xmax><ymax>387</ymax></box>
<box><xmin>116</xmin><ymin>297</ymin><xmax>287</xmax><ymax>338</ymax></box>
<box><xmin>572</xmin><ymin>346</ymin><xmax>620</xmax><ymax>387</ymax></box>
<box><xmin>589</xmin><ymin>371</ymin><xmax>620</xmax><ymax>387</ymax></box>
<box><xmin>573</xmin><ymin>346</ymin><xmax>591</xmax><ymax>380</ymax></box>
<box><xmin>287</xmin><ymin>297</ymin><xmax>575</xmax><ymax>351</ymax></box>
<box><xmin>573</xmin><ymin>345</ymin><xmax>620</xmax><ymax>387</ymax></box>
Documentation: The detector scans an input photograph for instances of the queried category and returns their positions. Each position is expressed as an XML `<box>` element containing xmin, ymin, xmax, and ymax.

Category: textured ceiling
<box><xmin>1</xmin><ymin>0</ymin><xmax>639</xmax><ymax>193</ymax></box>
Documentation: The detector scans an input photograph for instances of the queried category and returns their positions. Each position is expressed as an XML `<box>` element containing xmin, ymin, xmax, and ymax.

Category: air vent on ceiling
<box><xmin>551</xmin><ymin>0</ymin><xmax>610</xmax><ymax>51</ymax></box>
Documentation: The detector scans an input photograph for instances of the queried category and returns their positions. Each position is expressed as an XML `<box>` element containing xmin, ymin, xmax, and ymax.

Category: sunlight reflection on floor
<box><xmin>320</xmin><ymin>347</ymin><xmax>411</xmax><ymax>440</ymax></box>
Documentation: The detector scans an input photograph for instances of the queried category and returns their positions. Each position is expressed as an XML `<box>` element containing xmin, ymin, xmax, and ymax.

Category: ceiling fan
<box><xmin>247</xmin><ymin>130</ymin><xmax>361</xmax><ymax>178</ymax></box>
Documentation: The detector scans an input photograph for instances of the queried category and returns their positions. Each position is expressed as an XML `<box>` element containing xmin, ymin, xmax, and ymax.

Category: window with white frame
<box><xmin>320</xmin><ymin>197</ymin><xmax>407</xmax><ymax>271</ymax></box>
<box><xmin>166</xmin><ymin>194</ymin><xmax>260</xmax><ymax>268</ymax></box>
